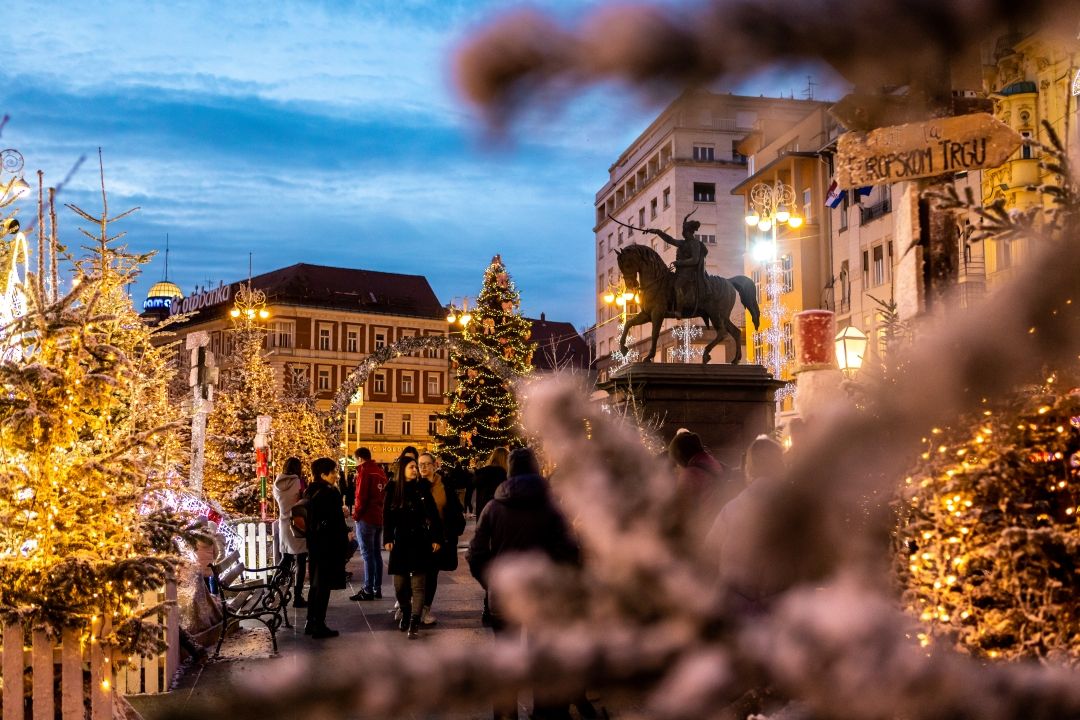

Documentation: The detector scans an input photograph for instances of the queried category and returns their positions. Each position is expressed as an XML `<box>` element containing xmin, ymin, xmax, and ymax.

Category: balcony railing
<box><xmin>859</xmin><ymin>199</ymin><xmax>892</xmax><ymax>225</ymax></box>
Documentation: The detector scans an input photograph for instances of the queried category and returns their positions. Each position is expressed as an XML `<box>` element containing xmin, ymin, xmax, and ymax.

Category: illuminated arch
<box><xmin>328</xmin><ymin>334</ymin><xmax>514</xmax><ymax>438</ymax></box>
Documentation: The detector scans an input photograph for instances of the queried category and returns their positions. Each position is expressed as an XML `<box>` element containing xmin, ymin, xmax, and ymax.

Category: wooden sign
<box><xmin>835</xmin><ymin>113</ymin><xmax>1022</xmax><ymax>189</ymax></box>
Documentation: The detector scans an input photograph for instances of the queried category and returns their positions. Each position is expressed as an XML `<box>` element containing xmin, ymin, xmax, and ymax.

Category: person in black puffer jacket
<box><xmin>305</xmin><ymin>457</ymin><xmax>350</xmax><ymax>639</ymax></box>
<box><xmin>383</xmin><ymin>456</ymin><xmax>443</xmax><ymax>639</ymax></box>
<box><xmin>468</xmin><ymin>447</ymin><xmax>579</xmax><ymax>719</ymax></box>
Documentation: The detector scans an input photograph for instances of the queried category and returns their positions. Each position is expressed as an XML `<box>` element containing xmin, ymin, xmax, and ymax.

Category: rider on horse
<box><xmin>644</xmin><ymin>211</ymin><xmax>709</xmax><ymax>320</ymax></box>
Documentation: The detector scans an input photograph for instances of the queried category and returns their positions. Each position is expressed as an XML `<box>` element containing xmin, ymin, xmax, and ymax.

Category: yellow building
<box><xmin>982</xmin><ymin>31</ymin><xmax>1079</xmax><ymax>288</ymax></box>
<box><xmin>732</xmin><ymin>106</ymin><xmax>832</xmax><ymax>411</ymax></box>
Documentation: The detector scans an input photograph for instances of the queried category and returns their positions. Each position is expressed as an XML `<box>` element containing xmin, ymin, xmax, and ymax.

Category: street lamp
<box><xmin>745</xmin><ymin>179</ymin><xmax>804</xmax><ymax>404</ymax></box>
<box><xmin>446</xmin><ymin>296</ymin><xmax>472</xmax><ymax>327</ymax></box>
<box><xmin>835</xmin><ymin>325</ymin><xmax>868</xmax><ymax>378</ymax></box>
<box><xmin>601</xmin><ymin>280</ymin><xmax>640</xmax><ymax>369</ymax></box>
<box><xmin>229</xmin><ymin>282</ymin><xmax>270</xmax><ymax>326</ymax></box>
<box><xmin>601</xmin><ymin>281</ymin><xmax>638</xmax><ymax>326</ymax></box>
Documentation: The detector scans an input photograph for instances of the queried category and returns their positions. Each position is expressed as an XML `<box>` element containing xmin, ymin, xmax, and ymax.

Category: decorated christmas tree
<box><xmin>0</xmin><ymin>156</ymin><xmax>188</xmax><ymax>655</ymax></box>
<box><xmin>435</xmin><ymin>254</ymin><xmax>534</xmax><ymax>466</ymax></box>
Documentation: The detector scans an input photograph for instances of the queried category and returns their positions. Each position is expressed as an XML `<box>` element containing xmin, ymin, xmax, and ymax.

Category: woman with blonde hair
<box><xmin>473</xmin><ymin>446</ymin><xmax>509</xmax><ymax>519</ymax></box>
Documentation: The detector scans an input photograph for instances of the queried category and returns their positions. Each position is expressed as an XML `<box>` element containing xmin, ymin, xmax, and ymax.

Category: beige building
<box><xmin>593</xmin><ymin>90</ymin><xmax>825</xmax><ymax>379</ymax></box>
<box><xmin>151</xmin><ymin>263</ymin><xmax>450</xmax><ymax>463</ymax></box>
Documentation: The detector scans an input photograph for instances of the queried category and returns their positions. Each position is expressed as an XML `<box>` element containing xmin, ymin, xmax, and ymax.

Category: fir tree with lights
<box><xmin>434</xmin><ymin>254</ymin><xmax>534</xmax><ymax>466</ymax></box>
<box><xmin>204</xmin><ymin>285</ymin><xmax>333</xmax><ymax>514</ymax></box>
<box><xmin>203</xmin><ymin>285</ymin><xmax>278</xmax><ymax>515</ymax></box>
<box><xmin>895</xmin><ymin>123</ymin><xmax>1080</xmax><ymax>663</ymax></box>
<box><xmin>0</xmin><ymin>156</ymin><xmax>189</xmax><ymax>656</ymax></box>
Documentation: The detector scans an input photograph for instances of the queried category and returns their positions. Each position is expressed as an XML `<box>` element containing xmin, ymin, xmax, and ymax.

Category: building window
<box><xmin>638</xmin><ymin>208</ymin><xmax>645</xmax><ymax>227</ymax></box>
<box><xmin>782</xmin><ymin>322</ymin><xmax>794</xmax><ymax>359</ymax></box>
<box><xmin>732</xmin><ymin>140</ymin><xmax>747</xmax><ymax>164</ymax></box>
<box><xmin>271</xmin><ymin>321</ymin><xmax>294</xmax><ymax>349</ymax></box>
<box><xmin>374</xmin><ymin>412</ymin><xmax>384</xmax><ymax>435</ymax></box>
<box><xmin>318</xmin><ymin>324</ymin><xmax>332</xmax><ymax>351</ymax></box>
<box><xmin>374</xmin><ymin>330</ymin><xmax>387</xmax><ymax>350</ymax></box>
<box><xmin>862</xmin><ymin>250</ymin><xmax>870</xmax><ymax>288</ymax></box>
<box><xmin>347</xmin><ymin>413</ymin><xmax>357</xmax><ymax>437</ymax></box>
<box><xmin>597</xmin><ymin>240</ymin><xmax>604</xmax><ymax>260</ymax></box>
<box><xmin>401</xmin><ymin>372</ymin><xmax>414</xmax><ymax>395</ymax></box>
<box><xmin>346</xmin><ymin>328</ymin><xmax>359</xmax><ymax>353</ymax></box>
<box><xmin>627</xmin><ymin>219</ymin><xmax>634</xmax><ymax>237</ymax></box>
<box><xmin>401</xmin><ymin>413</ymin><xmax>412</xmax><ymax>436</ymax></box>
<box><xmin>428</xmin><ymin>414</ymin><xmax>438</xmax><ymax>436</ymax></box>
<box><xmin>872</xmin><ymin>244</ymin><xmax>886</xmax><ymax>286</ymax></box>
<box><xmin>317</xmin><ymin>367</ymin><xmax>331</xmax><ymax>391</ymax></box>
<box><xmin>996</xmin><ymin>238</ymin><xmax>1012</xmax><ymax>269</ymax></box>
<box><xmin>839</xmin><ymin>261</ymin><xmax>851</xmax><ymax>312</ymax></box>
<box><xmin>1021</xmin><ymin>131</ymin><xmax>1033</xmax><ymax>160</ymax></box>
<box><xmin>426</xmin><ymin>374</ymin><xmax>439</xmax><ymax>396</ymax></box>
<box><xmin>617</xmin><ymin>230</ymin><xmax>623</xmax><ymax>246</ymax></box>
<box><xmin>650</xmin><ymin>198</ymin><xmax>657</xmax><ymax>219</ymax></box>
<box><xmin>692</xmin><ymin>145</ymin><xmax>715</xmax><ymax>162</ymax></box>
<box><xmin>780</xmin><ymin>255</ymin><xmax>794</xmax><ymax>293</ymax></box>
<box><xmin>695</xmin><ymin>233</ymin><xmax>716</xmax><ymax>245</ymax></box>
<box><xmin>839</xmin><ymin>193</ymin><xmax>849</xmax><ymax>231</ymax></box>
<box><xmin>425</xmin><ymin>339</ymin><xmax>441</xmax><ymax>359</ymax></box>
<box><xmin>289</xmin><ymin>366</ymin><xmax>309</xmax><ymax>392</ymax></box>
<box><xmin>752</xmin><ymin>268</ymin><xmax>763</xmax><ymax>300</ymax></box>
<box><xmin>802</xmin><ymin>188</ymin><xmax>813</xmax><ymax>223</ymax></box>
<box><xmin>693</xmin><ymin>182</ymin><xmax>716</xmax><ymax>202</ymax></box>
<box><xmin>374</xmin><ymin>370</ymin><xmax>386</xmax><ymax>394</ymax></box>
<box><xmin>663</xmin><ymin>187</ymin><xmax>670</xmax><ymax>209</ymax></box>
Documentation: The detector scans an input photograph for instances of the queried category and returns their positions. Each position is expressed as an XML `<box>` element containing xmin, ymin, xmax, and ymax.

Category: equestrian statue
<box><xmin>612</xmin><ymin>211</ymin><xmax>760</xmax><ymax>364</ymax></box>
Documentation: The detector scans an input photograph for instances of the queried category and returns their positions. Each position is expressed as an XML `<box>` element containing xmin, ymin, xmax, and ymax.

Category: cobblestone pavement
<box><xmin>127</xmin><ymin>520</ymin><xmax>607</xmax><ymax>720</ymax></box>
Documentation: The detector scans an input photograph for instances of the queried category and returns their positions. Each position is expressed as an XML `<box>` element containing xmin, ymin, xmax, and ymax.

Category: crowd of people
<box><xmin>269</xmin><ymin>429</ymin><xmax>787</xmax><ymax>718</ymax></box>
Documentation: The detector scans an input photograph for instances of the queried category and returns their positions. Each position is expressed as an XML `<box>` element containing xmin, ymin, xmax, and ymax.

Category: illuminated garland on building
<box><xmin>434</xmin><ymin>255</ymin><xmax>535</xmax><ymax>466</ymax></box>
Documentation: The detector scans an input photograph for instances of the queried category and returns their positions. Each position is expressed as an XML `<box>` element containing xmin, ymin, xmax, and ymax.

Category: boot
<box><xmin>407</xmin><ymin>615</ymin><xmax>421</xmax><ymax>639</ymax></box>
<box><xmin>398</xmin><ymin>610</ymin><xmax>410</xmax><ymax>632</ymax></box>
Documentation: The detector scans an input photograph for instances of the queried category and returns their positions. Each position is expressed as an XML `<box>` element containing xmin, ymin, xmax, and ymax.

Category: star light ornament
<box><xmin>668</xmin><ymin>320</ymin><xmax>703</xmax><ymax>363</ymax></box>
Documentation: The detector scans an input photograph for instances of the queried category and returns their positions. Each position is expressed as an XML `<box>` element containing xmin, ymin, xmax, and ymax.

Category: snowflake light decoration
<box><xmin>669</xmin><ymin>320</ymin><xmax>703</xmax><ymax>363</ymax></box>
<box><xmin>611</xmin><ymin>346</ymin><xmax>639</xmax><ymax>370</ymax></box>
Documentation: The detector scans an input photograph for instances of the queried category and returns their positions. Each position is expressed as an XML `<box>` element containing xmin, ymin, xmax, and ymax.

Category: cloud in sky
<box><xmin>1</xmin><ymin>0</ymin><xmax>843</xmax><ymax>329</ymax></box>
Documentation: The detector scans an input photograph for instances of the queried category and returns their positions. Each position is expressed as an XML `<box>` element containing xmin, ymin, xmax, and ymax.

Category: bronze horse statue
<box><xmin>615</xmin><ymin>243</ymin><xmax>760</xmax><ymax>364</ymax></box>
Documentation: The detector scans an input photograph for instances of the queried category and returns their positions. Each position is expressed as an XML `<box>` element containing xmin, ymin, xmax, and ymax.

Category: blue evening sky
<box><xmin>2</xmin><ymin>1</ymin><xmax>843</xmax><ymax>328</ymax></box>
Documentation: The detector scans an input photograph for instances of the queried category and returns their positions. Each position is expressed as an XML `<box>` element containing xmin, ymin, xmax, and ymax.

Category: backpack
<box><xmin>289</xmin><ymin>498</ymin><xmax>311</xmax><ymax>539</ymax></box>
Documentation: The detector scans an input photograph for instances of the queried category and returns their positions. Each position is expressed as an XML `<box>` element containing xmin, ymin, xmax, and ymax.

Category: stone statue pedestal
<box><xmin>598</xmin><ymin>363</ymin><xmax>785</xmax><ymax>468</ymax></box>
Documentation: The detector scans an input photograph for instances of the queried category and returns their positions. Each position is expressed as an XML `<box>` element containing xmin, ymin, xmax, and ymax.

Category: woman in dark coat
<box><xmin>467</xmin><ymin>447</ymin><xmax>581</xmax><ymax>719</ymax></box>
<box><xmin>418</xmin><ymin>452</ymin><xmax>466</xmax><ymax>625</ymax></box>
<box><xmin>305</xmin><ymin>457</ymin><xmax>349</xmax><ymax>639</ymax></box>
<box><xmin>473</xmin><ymin>446</ymin><xmax>509</xmax><ymax>519</ymax></box>
<box><xmin>383</xmin><ymin>456</ymin><xmax>443</xmax><ymax>639</ymax></box>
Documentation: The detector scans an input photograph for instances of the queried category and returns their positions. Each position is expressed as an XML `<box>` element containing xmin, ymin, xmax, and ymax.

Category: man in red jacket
<box><xmin>349</xmin><ymin>447</ymin><xmax>388</xmax><ymax>601</ymax></box>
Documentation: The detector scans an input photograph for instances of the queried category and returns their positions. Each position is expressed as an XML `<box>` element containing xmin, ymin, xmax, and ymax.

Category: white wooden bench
<box><xmin>209</xmin><ymin>551</ymin><xmax>293</xmax><ymax>655</ymax></box>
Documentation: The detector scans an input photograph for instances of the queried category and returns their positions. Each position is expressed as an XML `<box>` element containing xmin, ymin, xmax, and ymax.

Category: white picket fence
<box><xmin>0</xmin><ymin>579</ymin><xmax>178</xmax><ymax>720</ymax></box>
<box><xmin>231</xmin><ymin>520</ymin><xmax>281</xmax><ymax>580</ymax></box>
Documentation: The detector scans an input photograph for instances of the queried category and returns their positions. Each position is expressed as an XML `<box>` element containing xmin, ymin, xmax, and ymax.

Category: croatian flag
<box><xmin>825</xmin><ymin>180</ymin><xmax>845</xmax><ymax>208</ymax></box>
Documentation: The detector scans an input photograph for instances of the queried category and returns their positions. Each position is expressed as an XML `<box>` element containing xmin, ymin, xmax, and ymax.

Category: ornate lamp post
<box><xmin>745</xmin><ymin>180</ymin><xmax>804</xmax><ymax>405</ymax></box>
<box><xmin>446</xmin><ymin>296</ymin><xmax>473</xmax><ymax>328</ymax></box>
<box><xmin>602</xmin><ymin>281</ymin><xmax>639</xmax><ymax>369</ymax></box>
